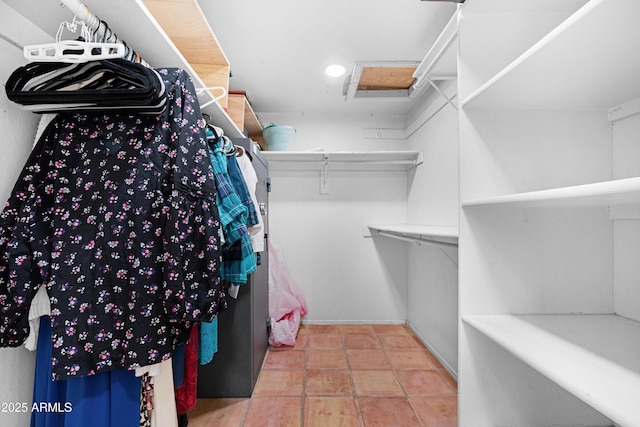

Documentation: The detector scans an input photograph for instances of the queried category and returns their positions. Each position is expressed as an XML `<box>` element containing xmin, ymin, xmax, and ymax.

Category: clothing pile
<box><xmin>0</xmin><ymin>59</ymin><xmax>266</xmax><ymax>426</ymax></box>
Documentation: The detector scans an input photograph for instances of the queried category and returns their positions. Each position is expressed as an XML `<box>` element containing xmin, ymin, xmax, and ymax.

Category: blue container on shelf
<box><xmin>263</xmin><ymin>123</ymin><xmax>296</xmax><ymax>151</ymax></box>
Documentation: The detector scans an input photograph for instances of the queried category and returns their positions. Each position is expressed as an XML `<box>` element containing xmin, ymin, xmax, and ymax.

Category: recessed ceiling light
<box><xmin>324</xmin><ymin>64</ymin><xmax>346</xmax><ymax>77</ymax></box>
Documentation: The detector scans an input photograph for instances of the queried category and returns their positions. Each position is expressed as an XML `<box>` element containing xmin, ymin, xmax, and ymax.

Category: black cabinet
<box><xmin>197</xmin><ymin>139</ymin><xmax>269</xmax><ymax>398</ymax></box>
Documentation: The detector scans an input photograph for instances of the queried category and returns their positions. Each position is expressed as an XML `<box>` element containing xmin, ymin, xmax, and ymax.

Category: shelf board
<box><xmin>368</xmin><ymin>224</ymin><xmax>458</xmax><ymax>247</ymax></box>
<box><xmin>463</xmin><ymin>314</ymin><xmax>640</xmax><ymax>427</ymax></box>
<box><xmin>462</xmin><ymin>177</ymin><xmax>640</xmax><ymax>208</ymax></box>
<box><xmin>140</xmin><ymin>0</ymin><xmax>230</xmax><ymax>108</ymax></box>
<box><xmin>228</xmin><ymin>93</ymin><xmax>263</xmax><ymax>137</ymax></box>
<box><xmin>262</xmin><ymin>151</ymin><xmax>424</xmax><ymax>172</ymax></box>
<box><xmin>462</xmin><ymin>0</ymin><xmax>640</xmax><ymax>110</ymax></box>
<box><xmin>413</xmin><ymin>11</ymin><xmax>457</xmax><ymax>82</ymax></box>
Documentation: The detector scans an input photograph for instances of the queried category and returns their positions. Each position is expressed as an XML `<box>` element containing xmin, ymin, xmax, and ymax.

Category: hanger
<box><xmin>5</xmin><ymin>4</ymin><xmax>166</xmax><ymax>115</ymax></box>
<box><xmin>23</xmin><ymin>16</ymin><xmax>125</xmax><ymax>63</ymax></box>
<box><xmin>221</xmin><ymin>136</ymin><xmax>236</xmax><ymax>156</ymax></box>
<box><xmin>6</xmin><ymin>59</ymin><xmax>167</xmax><ymax>114</ymax></box>
<box><xmin>205</xmin><ymin>124</ymin><xmax>220</xmax><ymax>141</ymax></box>
<box><xmin>6</xmin><ymin>14</ymin><xmax>167</xmax><ymax>115</ymax></box>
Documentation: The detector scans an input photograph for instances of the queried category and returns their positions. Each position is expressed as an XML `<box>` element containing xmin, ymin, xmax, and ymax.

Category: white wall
<box><xmin>0</xmin><ymin>37</ymin><xmax>41</xmax><ymax>427</ymax></box>
<box><xmin>259</xmin><ymin>111</ymin><xmax>409</xmax><ymax>152</ymax></box>
<box><xmin>405</xmin><ymin>84</ymin><xmax>460</xmax><ymax>374</ymax></box>
<box><xmin>612</xmin><ymin>113</ymin><xmax>640</xmax><ymax>322</ymax></box>
<box><xmin>263</xmin><ymin>112</ymin><xmax>411</xmax><ymax>323</ymax></box>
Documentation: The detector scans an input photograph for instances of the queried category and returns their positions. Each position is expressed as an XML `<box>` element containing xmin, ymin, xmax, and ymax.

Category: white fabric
<box><xmin>151</xmin><ymin>358</ymin><xmax>179</xmax><ymax>427</ymax></box>
<box><xmin>25</xmin><ymin>287</ymin><xmax>51</xmax><ymax>351</ymax></box>
<box><xmin>25</xmin><ymin>113</ymin><xmax>57</xmax><ymax>351</ymax></box>
<box><xmin>228</xmin><ymin>284</ymin><xmax>240</xmax><ymax>299</ymax></box>
<box><xmin>236</xmin><ymin>151</ymin><xmax>264</xmax><ymax>252</ymax></box>
<box><xmin>135</xmin><ymin>362</ymin><xmax>162</xmax><ymax>378</ymax></box>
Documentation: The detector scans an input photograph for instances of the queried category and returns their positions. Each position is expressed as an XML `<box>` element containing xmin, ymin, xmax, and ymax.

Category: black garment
<box><xmin>0</xmin><ymin>68</ymin><xmax>225</xmax><ymax>380</ymax></box>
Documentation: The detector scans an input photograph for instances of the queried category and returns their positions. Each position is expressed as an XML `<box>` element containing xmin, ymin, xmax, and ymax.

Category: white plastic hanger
<box><xmin>23</xmin><ymin>16</ymin><xmax>124</xmax><ymax>63</ymax></box>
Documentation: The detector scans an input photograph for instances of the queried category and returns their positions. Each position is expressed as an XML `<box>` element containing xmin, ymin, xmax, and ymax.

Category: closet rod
<box><xmin>376</xmin><ymin>231</ymin><xmax>458</xmax><ymax>248</ymax></box>
<box><xmin>58</xmin><ymin>0</ymin><xmax>148</xmax><ymax>66</ymax></box>
<box><xmin>267</xmin><ymin>159</ymin><xmax>419</xmax><ymax>165</ymax></box>
<box><xmin>0</xmin><ymin>32</ymin><xmax>23</xmax><ymax>50</ymax></box>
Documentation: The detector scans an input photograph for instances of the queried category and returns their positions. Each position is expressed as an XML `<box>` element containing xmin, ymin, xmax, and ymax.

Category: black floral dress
<box><xmin>0</xmin><ymin>68</ymin><xmax>225</xmax><ymax>380</ymax></box>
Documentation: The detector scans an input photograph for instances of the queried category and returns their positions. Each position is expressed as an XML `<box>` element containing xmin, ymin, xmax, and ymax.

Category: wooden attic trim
<box><xmin>357</xmin><ymin>66</ymin><xmax>417</xmax><ymax>91</ymax></box>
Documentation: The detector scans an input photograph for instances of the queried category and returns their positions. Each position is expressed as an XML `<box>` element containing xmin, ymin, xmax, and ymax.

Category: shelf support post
<box><xmin>320</xmin><ymin>158</ymin><xmax>330</xmax><ymax>195</ymax></box>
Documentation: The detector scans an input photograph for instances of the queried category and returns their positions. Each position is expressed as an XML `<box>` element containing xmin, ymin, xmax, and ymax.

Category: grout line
<box><xmin>194</xmin><ymin>324</ymin><xmax>457</xmax><ymax>426</ymax></box>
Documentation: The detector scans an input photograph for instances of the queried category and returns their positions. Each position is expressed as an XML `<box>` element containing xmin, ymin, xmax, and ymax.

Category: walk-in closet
<box><xmin>0</xmin><ymin>0</ymin><xmax>637</xmax><ymax>426</ymax></box>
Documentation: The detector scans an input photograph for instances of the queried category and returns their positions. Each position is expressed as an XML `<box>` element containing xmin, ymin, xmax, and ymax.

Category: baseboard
<box><xmin>407</xmin><ymin>321</ymin><xmax>458</xmax><ymax>380</ymax></box>
<box><xmin>300</xmin><ymin>319</ymin><xmax>406</xmax><ymax>325</ymax></box>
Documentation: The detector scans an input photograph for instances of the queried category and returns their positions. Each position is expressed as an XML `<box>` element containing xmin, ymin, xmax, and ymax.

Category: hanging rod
<box><xmin>264</xmin><ymin>152</ymin><xmax>423</xmax><ymax>165</ymax></box>
<box><xmin>59</xmin><ymin>0</ymin><xmax>148</xmax><ymax>66</ymax></box>
<box><xmin>266</xmin><ymin>159</ymin><xmax>419</xmax><ymax>165</ymax></box>
<box><xmin>376</xmin><ymin>231</ymin><xmax>459</xmax><ymax>248</ymax></box>
<box><xmin>0</xmin><ymin>32</ymin><xmax>23</xmax><ymax>50</ymax></box>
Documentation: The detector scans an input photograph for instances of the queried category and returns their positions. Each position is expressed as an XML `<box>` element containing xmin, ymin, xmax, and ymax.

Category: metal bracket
<box><xmin>320</xmin><ymin>159</ymin><xmax>330</xmax><ymax>195</ymax></box>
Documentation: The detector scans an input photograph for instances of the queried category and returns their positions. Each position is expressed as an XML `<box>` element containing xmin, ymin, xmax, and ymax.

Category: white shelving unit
<box><xmin>263</xmin><ymin>151</ymin><xmax>423</xmax><ymax>194</ymax></box>
<box><xmin>410</xmin><ymin>11</ymin><xmax>458</xmax><ymax>104</ymax></box>
<box><xmin>459</xmin><ymin>0</ymin><xmax>640</xmax><ymax>425</ymax></box>
<box><xmin>462</xmin><ymin>177</ymin><xmax>640</xmax><ymax>208</ymax></box>
<box><xmin>262</xmin><ymin>151</ymin><xmax>423</xmax><ymax>171</ymax></box>
<box><xmin>462</xmin><ymin>0</ymin><xmax>639</xmax><ymax>110</ymax></box>
<box><xmin>367</xmin><ymin>224</ymin><xmax>458</xmax><ymax>247</ymax></box>
<box><xmin>463</xmin><ymin>314</ymin><xmax>640</xmax><ymax>427</ymax></box>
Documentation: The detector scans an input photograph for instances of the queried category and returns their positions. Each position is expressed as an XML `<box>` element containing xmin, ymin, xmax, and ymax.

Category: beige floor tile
<box><xmin>351</xmin><ymin>370</ymin><xmax>404</xmax><ymax>396</ymax></box>
<box><xmin>386</xmin><ymin>350</ymin><xmax>436</xmax><ymax>370</ymax></box>
<box><xmin>346</xmin><ymin>349</ymin><xmax>391</xmax><ymax>370</ymax></box>
<box><xmin>308</xmin><ymin>334</ymin><xmax>344</xmax><ymax>350</ymax></box>
<box><xmin>358</xmin><ymin>397</ymin><xmax>420</xmax><ymax>426</ymax></box>
<box><xmin>380</xmin><ymin>334</ymin><xmax>422</xmax><ymax>350</ymax></box>
<box><xmin>410</xmin><ymin>395</ymin><xmax>458</xmax><ymax>427</ymax></box>
<box><xmin>371</xmin><ymin>324</ymin><xmax>410</xmax><ymax>335</ymax></box>
<box><xmin>339</xmin><ymin>324</ymin><xmax>375</xmax><ymax>334</ymax></box>
<box><xmin>188</xmin><ymin>398</ymin><xmax>248</xmax><ymax>427</ymax></box>
<box><xmin>253</xmin><ymin>370</ymin><xmax>304</xmax><ymax>396</ymax></box>
<box><xmin>396</xmin><ymin>370</ymin><xmax>455</xmax><ymax>396</ymax></box>
<box><xmin>306</xmin><ymin>370</ymin><xmax>353</xmax><ymax>396</ymax></box>
<box><xmin>307</xmin><ymin>324</ymin><xmax>342</xmax><ymax>334</ymax></box>
<box><xmin>343</xmin><ymin>333</ymin><xmax>382</xmax><ymax>350</ymax></box>
<box><xmin>307</xmin><ymin>350</ymin><xmax>348</xmax><ymax>369</ymax></box>
<box><xmin>243</xmin><ymin>396</ymin><xmax>302</xmax><ymax>427</ymax></box>
<box><xmin>189</xmin><ymin>324</ymin><xmax>458</xmax><ymax>426</ymax></box>
<box><xmin>263</xmin><ymin>348</ymin><xmax>306</xmax><ymax>370</ymax></box>
<box><xmin>305</xmin><ymin>396</ymin><xmax>360</xmax><ymax>427</ymax></box>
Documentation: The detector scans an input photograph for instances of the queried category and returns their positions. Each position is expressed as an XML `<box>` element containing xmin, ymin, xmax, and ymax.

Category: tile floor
<box><xmin>188</xmin><ymin>324</ymin><xmax>457</xmax><ymax>427</ymax></box>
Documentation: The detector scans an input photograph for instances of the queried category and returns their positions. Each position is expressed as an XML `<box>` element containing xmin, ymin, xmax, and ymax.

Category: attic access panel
<box><xmin>343</xmin><ymin>61</ymin><xmax>421</xmax><ymax>101</ymax></box>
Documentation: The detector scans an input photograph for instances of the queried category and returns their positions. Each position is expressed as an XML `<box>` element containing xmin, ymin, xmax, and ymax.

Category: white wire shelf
<box><xmin>262</xmin><ymin>151</ymin><xmax>424</xmax><ymax>172</ymax></box>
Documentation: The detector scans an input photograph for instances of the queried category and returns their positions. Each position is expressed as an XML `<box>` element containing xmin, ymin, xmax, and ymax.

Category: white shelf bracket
<box><xmin>375</xmin><ymin>230</ymin><xmax>458</xmax><ymax>249</ymax></box>
<box><xmin>410</xmin><ymin>151</ymin><xmax>424</xmax><ymax>170</ymax></box>
<box><xmin>320</xmin><ymin>158</ymin><xmax>330</xmax><ymax>195</ymax></box>
<box><xmin>609</xmin><ymin>97</ymin><xmax>640</xmax><ymax>123</ymax></box>
<box><xmin>426</xmin><ymin>78</ymin><xmax>458</xmax><ymax>111</ymax></box>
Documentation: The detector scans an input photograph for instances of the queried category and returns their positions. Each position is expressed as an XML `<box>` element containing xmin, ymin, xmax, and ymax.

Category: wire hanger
<box><xmin>23</xmin><ymin>16</ymin><xmax>125</xmax><ymax>63</ymax></box>
<box><xmin>197</xmin><ymin>86</ymin><xmax>227</xmax><ymax>109</ymax></box>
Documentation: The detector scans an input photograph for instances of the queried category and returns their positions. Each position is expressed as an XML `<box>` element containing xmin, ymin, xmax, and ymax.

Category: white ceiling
<box><xmin>198</xmin><ymin>0</ymin><xmax>457</xmax><ymax>115</ymax></box>
<box><xmin>4</xmin><ymin>0</ymin><xmax>457</xmax><ymax>117</ymax></box>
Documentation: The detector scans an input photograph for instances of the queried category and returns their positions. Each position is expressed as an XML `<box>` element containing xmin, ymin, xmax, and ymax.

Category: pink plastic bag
<box><xmin>268</xmin><ymin>238</ymin><xmax>307</xmax><ymax>347</ymax></box>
